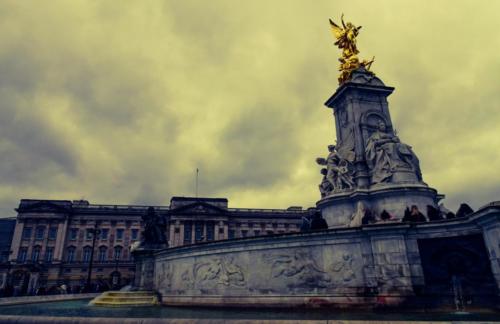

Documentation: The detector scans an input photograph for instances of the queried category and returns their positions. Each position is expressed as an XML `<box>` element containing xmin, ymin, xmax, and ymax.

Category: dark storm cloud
<box><xmin>0</xmin><ymin>0</ymin><xmax>499</xmax><ymax>216</ymax></box>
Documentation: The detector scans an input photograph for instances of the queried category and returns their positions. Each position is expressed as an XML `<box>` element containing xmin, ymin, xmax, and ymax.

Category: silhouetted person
<box><xmin>380</xmin><ymin>209</ymin><xmax>392</xmax><ymax>221</ymax></box>
<box><xmin>439</xmin><ymin>203</ymin><xmax>454</xmax><ymax>219</ymax></box>
<box><xmin>402</xmin><ymin>205</ymin><xmax>426</xmax><ymax>223</ymax></box>
<box><xmin>427</xmin><ymin>205</ymin><xmax>443</xmax><ymax>221</ymax></box>
<box><xmin>310</xmin><ymin>211</ymin><xmax>328</xmax><ymax>230</ymax></box>
<box><xmin>300</xmin><ymin>214</ymin><xmax>312</xmax><ymax>232</ymax></box>
<box><xmin>456</xmin><ymin>203</ymin><xmax>474</xmax><ymax>218</ymax></box>
<box><xmin>362</xmin><ymin>209</ymin><xmax>376</xmax><ymax>225</ymax></box>
<box><xmin>402</xmin><ymin>206</ymin><xmax>412</xmax><ymax>222</ymax></box>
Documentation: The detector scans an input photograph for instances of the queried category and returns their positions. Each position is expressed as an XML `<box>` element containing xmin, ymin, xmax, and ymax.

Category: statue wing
<box><xmin>337</xmin><ymin>126</ymin><xmax>356</xmax><ymax>162</ymax></box>
<box><xmin>329</xmin><ymin>19</ymin><xmax>344</xmax><ymax>39</ymax></box>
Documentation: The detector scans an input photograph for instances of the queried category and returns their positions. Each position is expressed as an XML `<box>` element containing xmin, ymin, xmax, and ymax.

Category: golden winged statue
<box><xmin>329</xmin><ymin>14</ymin><xmax>374</xmax><ymax>84</ymax></box>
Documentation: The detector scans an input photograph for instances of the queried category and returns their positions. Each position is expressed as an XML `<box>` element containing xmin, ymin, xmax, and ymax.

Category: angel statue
<box><xmin>329</xmin><ymin>14</ymin><xmax>375</xmax><ymax>84</ymax></box>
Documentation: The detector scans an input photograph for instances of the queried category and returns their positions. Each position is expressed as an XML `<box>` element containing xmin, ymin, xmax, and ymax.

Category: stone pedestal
<box><xmin>317</xmin><ymin>68</ymin><xmax>442</xmax><ymax>225</ymax></box>
<box><xmin>132</xmin><ymin>248</ymin><xmax>159</xmax><ymax>291</ymax></box>
<box><xmin>318</xmin><ymin>184</ymin><xmax>440</xmax><ymax>226</ymax></box>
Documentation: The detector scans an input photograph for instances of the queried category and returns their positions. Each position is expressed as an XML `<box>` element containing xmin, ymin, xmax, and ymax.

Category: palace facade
<box><xmin>0</xmin><ymin>197</ymin><xmax>308</xmax><ymax>295</ymax></box>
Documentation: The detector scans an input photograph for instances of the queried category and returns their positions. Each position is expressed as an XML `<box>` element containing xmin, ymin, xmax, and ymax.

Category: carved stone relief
<box><xmin>331</xmin><ymin>253</ymin><xmax>356</xmax><ymax>283</ymax></box>
<box><xmin>156</xmin><ymin>262</ymin><xmax>173</xmax><ymax>290</ymax></box>
<box><xmin>176</xmin><ymin>256</ymin><xmax>246</xmax><ymax>291</ymax></box>
<box><xmin>264</xmin><ymin>250</ymin><xmax>331</xmax><ymax>288</ymax></box>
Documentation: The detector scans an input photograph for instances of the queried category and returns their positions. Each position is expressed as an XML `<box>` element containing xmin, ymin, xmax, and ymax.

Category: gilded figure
<box><xmin>329</xmin><ymin>14</ymin><xmax>374</xmax><ymax>84</ymax></box>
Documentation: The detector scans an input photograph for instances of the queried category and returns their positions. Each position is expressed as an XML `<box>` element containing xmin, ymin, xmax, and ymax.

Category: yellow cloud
<box><xmin>0</xmin><ymin>0</ymin><xmax>499</xmax><ymax>216</ymax></box>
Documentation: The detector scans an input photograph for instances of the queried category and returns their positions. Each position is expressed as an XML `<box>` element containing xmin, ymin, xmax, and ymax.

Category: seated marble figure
<box><xmin>365</xmin><ymin>121</ymin><xmax>422</xmax><ymax>184</ymax></box>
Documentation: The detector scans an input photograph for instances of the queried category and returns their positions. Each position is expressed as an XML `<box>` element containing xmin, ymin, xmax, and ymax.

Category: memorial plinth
<box><xmin>316</xmin><ymin>67</ymin><xmax>442</xmax><ymax>226</ymax></box>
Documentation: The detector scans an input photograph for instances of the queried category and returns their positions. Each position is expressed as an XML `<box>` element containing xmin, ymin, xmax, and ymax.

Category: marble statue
<box><xmin>365</xmin><ymin>122</ymin><xmax>422</xmax><ymax>184</ymax></box>
<box><xmin>349</xmin><ymin>202</ymin><xmax>364</xmax><ymax>227</ymax></box>
<box><xmin>316</xmin><ymin>145</ymin><xmax>355</xmax><ymax>196</ymax></box>
<box><xmin>318</xmin><ymin>168</ymin><xmax>333</xmax><ymax>198</ymax></box>
<box><xmin>142</xmin><ymin>207</ymin><xmax>167</xmax><ymax>246</ymax></box>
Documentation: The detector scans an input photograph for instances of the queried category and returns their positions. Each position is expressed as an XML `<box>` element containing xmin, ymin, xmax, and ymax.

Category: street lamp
<box><xmin>85</xmin><ymin>224</ymin><xmax>100</xmax><ymax>293</ymax></box>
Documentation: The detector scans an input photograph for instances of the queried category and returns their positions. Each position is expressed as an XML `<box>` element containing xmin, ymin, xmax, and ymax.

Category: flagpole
<box><xmin>195</xmin><ymin>168</ymin><xmax>199</xmax><ymax>198</ymax></box>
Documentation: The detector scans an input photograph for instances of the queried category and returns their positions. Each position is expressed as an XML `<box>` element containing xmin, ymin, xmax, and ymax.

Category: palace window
<box><xmin>183</xmin><ymin>221</ymin><xmax>192</xmax><ymax>243</ymax></box>
<box><xmin>86</xmin><ymin>229</ymin><xmax>93</xmax><ymax>240</ymax></box>
<box><xmin>116</xmin><ymin>229</ymin><xmax>124</xmax><ymax>241</ymax></box>
<box><xmin>114</xmin><ymin>246</ymin><xmax>122</xmax><ymax>260</ymax></box>
<box><xmin>131</xmin><ymin>229</ymin><xmax>139</xmax><ymax>241</ymax></box>
<box><xmin>195</xmin><ymin>222</ymin><xmax>203</xmax><ymax>242</ymax></box>
<box><xmin>35</xmin><ymin>226</ymin><xmax>45</xmax><ymax>240</ymax></box>
<box><xmin>83</xmin><ymin>246</ymin><xmax>92</xmax><ymax>263</ymax></box>
<box><xmin>66</xmin><ymin>246</ymin><xmax>76</xmax><ymax>263</ymax></box>
<box><xmin>32</xmin><ymin>246</ymin><xmax>41</xmax><ymax>262</ymax></box>
<box><xmin>45</xmin><ymin>247</ymin><xmax>53</xmax><ymax>263</ymax></box>
<box><xmin>18</xmin><ymin>247</ymin><xmax>28</xmax><ymax>262</ymax></box>
<box><xmin>101</xmin><ymin>229</ymin><xmax>109</xmax><ymax>240</ymax></box>
<box><xmin>22</xmin><ymin>227</ymin><xmax>32</xmax><ymax>240</ymax></box>
<box><xmin>228</xmin><ymin>229</ymin><xmax>235</xmax><ymax>239</ymax></box>
<box><xmin>98</xmin><ymin>246</ymin><xmax>107</xmax><ymax>262</ymax></box>
<box><xmin>206</xmin><ymin>222</ymin><xmax>214</xmax><ymax>241</ymax></box>
<box><xmin>254</xmin><ymin>230</ymin><xmax>261</xmax><ymax>236</ymax></box>
<box><xmin>241</xmin><ymin>230</ymin><xmax>248</xmax><ymax>238</ymax></box>
<box><xmin>69</xmin><ymin>228</ymin><xmax>78</xmax><ymax>240</ymax></box>
<box><xmin>48</xmin><ymin>227</ymin><xmax>58</xmax><ymax>240</ymax></box>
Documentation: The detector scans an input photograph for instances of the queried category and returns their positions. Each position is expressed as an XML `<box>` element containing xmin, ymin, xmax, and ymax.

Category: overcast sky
<box><xmin>0</xmin><ymin>0</ymin><xmax>499</xmax><ymax>217</ymax></box>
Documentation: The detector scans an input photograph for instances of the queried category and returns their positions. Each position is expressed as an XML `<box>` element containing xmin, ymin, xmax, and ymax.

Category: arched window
<box><xmin>66</xmin><ymin>246</ymin><xmax>76</xmax><ymax>263</ymax></box>
<box><xmin>98</xmin><ymin>246</ymin><xmax>107</xmax><ymax>262</ymax></box>
<box><xmin>83</xmin><ymin>246</ymin><xmax>92</xmax><ymax>263</ymax></box>
<box><xmin>31</xmin><ymin>246</ymin><xmax>41</xmax><ymax>262</ymax></box>
<box><xmin>113</xmin><ymin>246</ymin><xmax>122</xmax><ymax>261</ymax></box>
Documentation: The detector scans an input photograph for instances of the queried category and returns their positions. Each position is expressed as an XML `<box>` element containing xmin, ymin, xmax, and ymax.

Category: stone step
<box><xmin>105</xmin><ymin>291</ymin><xmax>156</xmax><ymax>297</ymax></box>
<box><xmin>89</xmin><ymin>290</ymin><xmax>159</xmax><ymax>307</ymax></box>
<box><xmin>97</xmin><ymin>297</ymin><xmax>156</xmax><ymax>303</ymax></box>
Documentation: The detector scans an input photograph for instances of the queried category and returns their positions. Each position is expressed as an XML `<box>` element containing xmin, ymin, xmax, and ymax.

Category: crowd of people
<box><xmin>300</xmin><ymin>202</ymin><xmax>475</xmax><ymax>231</ymax></box>
<box><xmin>360</xmin><ymin>203</ymin><xmax>475</xmax><ymax>225</ymax></box>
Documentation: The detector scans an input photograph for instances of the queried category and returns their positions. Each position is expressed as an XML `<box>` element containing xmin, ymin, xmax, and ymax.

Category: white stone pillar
<box><xmin>9</xmin><ymin>219</ymin><xmax>24</xmax><ymax>261</ymax></box>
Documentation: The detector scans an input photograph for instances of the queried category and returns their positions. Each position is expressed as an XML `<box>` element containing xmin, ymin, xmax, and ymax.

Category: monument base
<box><xmin>317</xmin><ymin>184</ymin><xmax>442</xmax><ymax>227</ymax></box>
<box><xmin>147</xmin><ymin>204</ymin><xmax>500</xmax><ymax>310</ymax></box>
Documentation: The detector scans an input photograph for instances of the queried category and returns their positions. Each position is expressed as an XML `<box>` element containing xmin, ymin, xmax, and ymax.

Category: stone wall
<box><xmin>145</xmin><ymin>205</ymin><xmax>500</xmax><ymax>308</ymax></box>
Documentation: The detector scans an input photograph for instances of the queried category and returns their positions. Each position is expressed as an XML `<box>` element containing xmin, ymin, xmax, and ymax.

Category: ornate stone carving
<box><xmin>264</xmin><ymin>250</ymin><xmax>331</xmax><ymax>288</ymax></box>
<box><xmin>193</xmin><ymin>256</ymin><xmax>245</xmax><ymax>288</ymax></box>
<box><xmin>365</xmin><ymin>122</ymin><xmax>422</xmax><ymax>184</ymax></box>
<box><xmin>316</xmin><ymin>144</ymin><xmax>355</xmax><ymax>197</ymax></box>
<box><xmin>156</xmin><ymin>262</ymin><xmax>173</xmax><ymax>290</ymax></box>
<box><xmin>331</xmin><ymin>253</ymin><xmax>356</xmax><ymax>283</ymax></box>
<box><xmin>349</xmin><ymin>202</ymin><xmax>365</xmax><ymax>227</ymax></box>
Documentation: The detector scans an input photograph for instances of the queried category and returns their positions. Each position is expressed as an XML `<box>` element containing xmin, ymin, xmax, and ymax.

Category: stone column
<box><xmin>54</xmin><ymin>217</ymin><xmax>69</xmax><ymax>262</ymax></box>
<box><xmin>168</xmin><ymin>221</ymin><xmax>175</xmax><ymax>247</ymax></box>
<box><xmin>178</xmin><ymin>222</ymin><xmax>184</xmax><ymax>247</ymax></box>
<box><xmin>132</xmin><ymin>249</ymin><xmax>156</xmax><ymax>291</ymax></box>
<box><xmin>214</xmin><ymin>223</ymin><xmax>220</xmax><ymax>240</ymax></box>
<box><xmin>203</xmin><ymin>222</ymin><xmax>207</xmax><ymax>242</ymax></box>
<box><xmin>478</xmin><ymin>211</ymin><xmax>500</xmax><ymax>293</ymax></box>
<box><xmin>9</xmin><ymin>219</ymin><xmax>24</xmax><ymax>261</ymax></box>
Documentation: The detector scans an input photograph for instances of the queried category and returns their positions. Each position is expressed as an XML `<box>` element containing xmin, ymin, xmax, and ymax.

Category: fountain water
<box><xmin>451</xmin><ymin>275</ymin><xmax>469</xmax><ymax>315</ymax></box>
